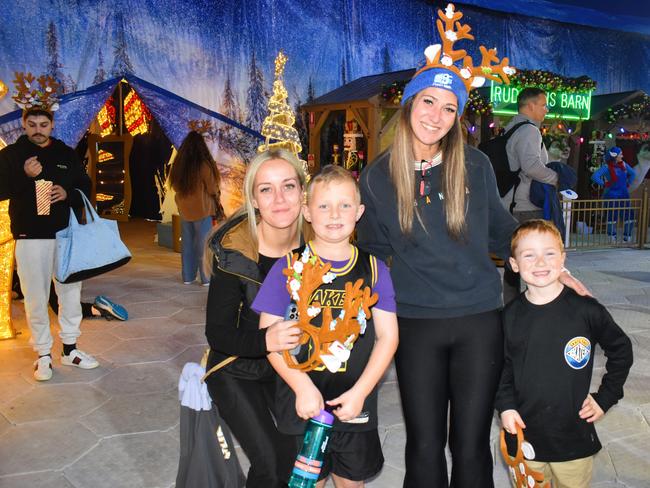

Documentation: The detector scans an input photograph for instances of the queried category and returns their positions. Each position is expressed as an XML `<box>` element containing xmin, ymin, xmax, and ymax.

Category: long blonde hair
<box><xmin>203</xmin><ymin>149</ymin><xmax>306</xmax><ymax>275</ymax></box>
<box><xmin>389</xmin><ymin>98</ymin><xmax>467</xmax><ymax>239</ymax></box>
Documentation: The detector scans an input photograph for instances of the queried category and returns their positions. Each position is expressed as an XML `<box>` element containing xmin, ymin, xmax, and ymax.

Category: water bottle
<box><xmin>288</xmin><ymin>409</ymin><xmax>335</xmax><ymax>488</ymax></box>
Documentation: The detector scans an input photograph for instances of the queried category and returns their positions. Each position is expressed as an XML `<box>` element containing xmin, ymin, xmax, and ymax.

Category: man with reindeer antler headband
<box><xmin>0</xmin><ymin>72</ymin><xmax>97</xmax><ymax>381</ymax></box>
<box><xmin>253</xmin><ymin>165</ymin><xmax>398</xmax><ymax>486</ymax></box>
<box><xmin>356</xmin><ymin>4</ymin><xmax>588</xmax><ymax>487</ymax></box>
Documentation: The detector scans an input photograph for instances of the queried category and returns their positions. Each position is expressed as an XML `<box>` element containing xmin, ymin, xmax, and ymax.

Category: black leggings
<box><xmin>395</xmin><ymin>310</ymin><xmax>503</xmax><ymax>488</ymax></box>
<box><xmin>206</xmin><ymin>372</ymin><xmax>295</xmax><ymax>488</ymax></box>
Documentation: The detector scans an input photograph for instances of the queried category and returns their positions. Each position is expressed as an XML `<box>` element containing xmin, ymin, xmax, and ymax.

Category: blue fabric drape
<box><xmin>126</xmin><ymin>75</ymin><xmax>262</xmax><ymax>149</ymax></box>
<box><xmin>458</xmin><ymin>0</ymin><xmax>649</xmax><ymax>35</ymax></box>
<box><xmin>0</xmin><ymin>79</ymin><xmax>117</xmax><ymax>146</ymax></box>
<box><xmin>1</xmin><ymin>0</ymin><xmax>648</xmax><ymax>144</ymax></box>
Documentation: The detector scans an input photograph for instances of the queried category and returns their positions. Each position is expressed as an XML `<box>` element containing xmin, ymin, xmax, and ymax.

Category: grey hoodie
<box><xmin>501</xmin><ymin>113</ymin><xmax>557</xmax><ymax>213</ymax></box>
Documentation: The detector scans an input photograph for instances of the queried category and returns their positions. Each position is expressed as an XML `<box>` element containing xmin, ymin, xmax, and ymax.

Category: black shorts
<box><xmin>293</xmin><ymin>429</ymin><xmax>384</xmax><ymax>482</ymax></box>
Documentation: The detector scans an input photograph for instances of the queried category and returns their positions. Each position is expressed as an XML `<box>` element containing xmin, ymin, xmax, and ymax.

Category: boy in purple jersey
<box><xmin>253</xmin><ymin>165</ymin><xmax>398</xmax><ymax>487</ymax></box>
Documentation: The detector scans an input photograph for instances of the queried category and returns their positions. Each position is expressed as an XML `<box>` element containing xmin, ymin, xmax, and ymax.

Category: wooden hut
<box><xmin>301</xmin><ymin>69</ymin><xmax>415</xmax><ymax>170</ymax></box>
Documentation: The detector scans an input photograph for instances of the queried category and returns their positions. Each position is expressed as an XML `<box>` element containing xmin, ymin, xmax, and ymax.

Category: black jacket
<box><xmin>0</xmin><ymin>135</ymin><xmax>90</xmax><ymax>239</ymax></box>
<box><xmin>205</xmin><ymin>212</ymin><xmax>274</xmax><ymax>380</ymax></box>
<box><xmin>357</xmin><ymin>146</ymin><xmax>518</xmax><ymax>318</ymax></box>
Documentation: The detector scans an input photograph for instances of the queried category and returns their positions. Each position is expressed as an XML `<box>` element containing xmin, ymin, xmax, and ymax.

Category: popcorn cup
<box><xmin>35</xmin><ymin>179</ymin><xmax>52</xmax><ymax>215</ymax></box>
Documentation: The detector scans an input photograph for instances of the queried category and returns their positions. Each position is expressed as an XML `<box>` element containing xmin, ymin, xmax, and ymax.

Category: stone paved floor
<box><xmin>0</xmin><ymin>220</ymin><xmax>648</xmax><ymax>487</ymax></box>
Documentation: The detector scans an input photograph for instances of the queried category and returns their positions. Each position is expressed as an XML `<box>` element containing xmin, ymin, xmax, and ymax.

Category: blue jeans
<box><xmin>605</xmin><ymin>198</ymin><xmax>634</xmax><ymax>238</ymax></box>
<box><xmin>180</xmin><ymin>216</ymin><xmax>213</xmax><ymax>284</ymax></box>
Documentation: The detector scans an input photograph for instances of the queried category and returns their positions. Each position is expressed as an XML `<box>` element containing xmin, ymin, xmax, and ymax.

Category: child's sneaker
<box><xmin>93</xmin><ymin>295</ymin><xmax>128</xmax><ymax>321</ymax></box>
<box><xmin>33</xmin><ymin>355</ymin><xmax>53</xmax><ymax>381</ymax></box>
<box><xmin>61</xmin><ymin>349</ymin><xmax>99</xmax><ymax>369</ymax></box>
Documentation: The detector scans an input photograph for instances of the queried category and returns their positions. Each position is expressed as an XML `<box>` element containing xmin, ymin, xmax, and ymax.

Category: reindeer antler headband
<box><xmin>12</xmin><ymin>72</ymin><xmax>61</xmax><ymax>112</ymax></box>
<box><xmin>402</xmin><ymin>3</ymin><xmax>515</xmax><ymax>114</ymax></box>
<box><xmin>281</xmin><ymin>246</ymin><xmax>378</xmax><ymax>372</ymax></box>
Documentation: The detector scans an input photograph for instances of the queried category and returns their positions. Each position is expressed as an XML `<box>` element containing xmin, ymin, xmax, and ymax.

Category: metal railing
<box><xmin>562</xmin><ymin>187</ymin><xmax>649</xmax><ymax>250</ymax></box>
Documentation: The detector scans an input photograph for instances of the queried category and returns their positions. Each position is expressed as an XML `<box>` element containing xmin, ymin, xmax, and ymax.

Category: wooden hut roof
<box><xmin>303</xmin><ymin>68</ymin><xmax>415</xmax><ymax>108</ymax></box>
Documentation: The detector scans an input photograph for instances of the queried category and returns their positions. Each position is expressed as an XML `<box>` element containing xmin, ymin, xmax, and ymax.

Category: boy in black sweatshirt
<box><xmin>496</xmin><ymin>220</ymin><xmax>633</xmax><ymax>488</ymax></box>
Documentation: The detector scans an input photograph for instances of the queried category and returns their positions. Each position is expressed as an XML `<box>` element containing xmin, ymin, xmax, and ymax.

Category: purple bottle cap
<box><xmin>312</xmin><ymin>409</ymin><xmax>334</xmax><ymax>425</ymax></box>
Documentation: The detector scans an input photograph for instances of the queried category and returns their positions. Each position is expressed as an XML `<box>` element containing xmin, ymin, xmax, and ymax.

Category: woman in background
<box><xmin>169</xmin><ymin>131</ymin><xmax>225</xmax><ymax>285</ymax></box>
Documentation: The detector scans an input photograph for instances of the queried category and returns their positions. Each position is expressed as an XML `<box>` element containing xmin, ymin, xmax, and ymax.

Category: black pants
<box><xmin>206</xmin><ymin>372</ymin><xmax>295</xmax><ymax>488</ymax></box>
<box><xmin>395</xmin><ymin>310</ymin><xmax>503</xmax><ymax>488</ymax></box>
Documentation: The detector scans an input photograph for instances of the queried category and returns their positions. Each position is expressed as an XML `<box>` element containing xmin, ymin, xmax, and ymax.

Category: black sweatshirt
<box><xmin>357</xmin><ymin>146</ymin><xmax>518</xmax><ymax>318</ymax></box>
<box><xmin>495</xmin><ymin>287</ymin><xmax>633</xmax><ymax>462</ymax></box>
<box><xmin>0</xmin><ymin>135</ymin><xmax>90</xmax><ymax>239</ymax></box>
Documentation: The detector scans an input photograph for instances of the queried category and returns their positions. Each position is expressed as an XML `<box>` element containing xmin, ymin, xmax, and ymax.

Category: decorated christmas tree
<box><xmin>258</xmin><ymin>51</ymin><xmax>302</xmax><ymax>155</ymax></box>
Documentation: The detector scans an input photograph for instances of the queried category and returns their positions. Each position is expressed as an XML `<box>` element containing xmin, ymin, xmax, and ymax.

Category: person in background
<box><xmin>168</xmin><ymin>131</ymin><xmax>225</xmax><ymax>285</ymax></box>
<box><xmin>12</xmin><ymin>271</ymin><xmax>128</xmax><ymax>321</ymax></box>
<box><xmin>546</xmin><ymin>139</ymin><xmax>571</xmax><ymax>164</ymax></box>
<box><xmin>591</xmin><ymin>146</ymin><xmax>636</xmax><ymax>242</ymax></box>
<box><xmin>501</xmin><ymin>87</ymin><xmax>558</xmax><ymax>220</ymax></box>
<box><xmin>203</xmin><ymin>149</ymin><xmax>306</xmax><ymax>487</ymax></box>
<box><xmin>501</xmin><ymin>87</ymin><xmax>559</xmax><ymax>303</ymax></box>
<box><xmin>0</xmin><ymin>106</ymin><xmax>98</xmax><ymax>381</ymax></box>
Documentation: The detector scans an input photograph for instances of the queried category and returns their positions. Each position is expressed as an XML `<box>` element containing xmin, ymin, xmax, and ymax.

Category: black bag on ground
<box><xmin>478</xmin><ymin>121</ymin><xmax>534</xmax><ymax>198</ymax></box>
<box><xmin>176</xmin><ymin>404</ymin><xmax>246</xmax><ymax>488</ymax></box>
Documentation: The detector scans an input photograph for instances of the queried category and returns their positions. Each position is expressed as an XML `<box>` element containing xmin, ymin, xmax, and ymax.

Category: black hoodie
<box><xmin>0</xmin><ymin>135</ymin><xmax>90</xmax><ymax>239</ymax></box>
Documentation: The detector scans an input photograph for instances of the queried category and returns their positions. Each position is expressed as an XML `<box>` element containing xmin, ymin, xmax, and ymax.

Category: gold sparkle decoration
<box><xmin>0</xmin><ymin>200</ymin><xmax>16</xmax><ymax>340</ymax></box>
<box><xmin>0</xmin><ymin>84</ymin><xmax>15</xmax><ymax>339</ymax></box>
<box><xmin>124</xmin><ymin>89</ymin><xmax>151</xmax><ymax>136</ymax></box>
<box><xmin>274</xmin><ymin>51</ymin><xmax>288</xmax><ymax>77</ymax></box>
<box><xmin>98</xmin><ymin>149</ymin><xmax>114</xmax><ymax>162</ymax></box>
<box><xmin>97</xmin><ymin>105</ymin><xmax>114</xmax><ymax>137</ymax></box>
<box><xmin>258</xmin><ymin>51</ymin><xmax>302</xmax><ymax>156</ymax></box>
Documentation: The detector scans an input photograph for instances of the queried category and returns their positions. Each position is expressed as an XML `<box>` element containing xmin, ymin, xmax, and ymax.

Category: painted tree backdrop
<box><xmin>1</xmin><ymin>0</ymin><xmax>649</xmax><ymax>137</ymax></box>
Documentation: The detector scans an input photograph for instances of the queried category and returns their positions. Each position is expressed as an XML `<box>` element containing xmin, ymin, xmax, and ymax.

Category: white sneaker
<box><xmin>34</xmin><ymin>356</ymin><xmax>53</xmax><ymax>381</ymax></box>
<box><xmin>61</xmin><ymin>349</ymin><xmax>99</xmax><ymax>369</ymax></box>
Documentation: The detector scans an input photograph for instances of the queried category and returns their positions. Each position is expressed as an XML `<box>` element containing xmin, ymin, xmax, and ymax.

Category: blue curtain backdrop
<box><xmin>1</xmin><ymin>0</ymin><xmax>648</xmax><ymax>144</ymax></box>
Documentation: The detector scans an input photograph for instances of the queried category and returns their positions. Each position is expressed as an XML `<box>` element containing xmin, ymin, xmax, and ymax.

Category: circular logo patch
<box><xmin>564</xmin><ymin>336</ymin><xmax>591</xmax><ymax>369</ymax></box>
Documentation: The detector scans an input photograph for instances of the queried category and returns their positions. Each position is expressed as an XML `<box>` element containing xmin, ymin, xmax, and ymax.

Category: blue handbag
<box><xmin>55</xmin><ymin>189</ymin><xmax>131</xmax><ymax>283</ymax></box>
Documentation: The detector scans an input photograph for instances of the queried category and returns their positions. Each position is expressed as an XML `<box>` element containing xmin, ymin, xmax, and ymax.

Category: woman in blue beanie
<box><xmin>357</xmin><ymin>4</ymin><xmax>586</xmax><ymax>487</ymax></box>
<box><xmin>591</xmin><ymin>146</ymin><xmax>636</xmax><ymax>242</ymax></box>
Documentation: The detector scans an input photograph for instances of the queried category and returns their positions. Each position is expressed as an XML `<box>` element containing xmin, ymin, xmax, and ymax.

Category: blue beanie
<box><xmin>401</xmin><ymin>68</ymin><xmax>469</xmax><ymax>115</ymax></box>
<box><xmin>605</xmin><ymin>146</ymin><xmax>622</xmax><ymax>162</ymax></box>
